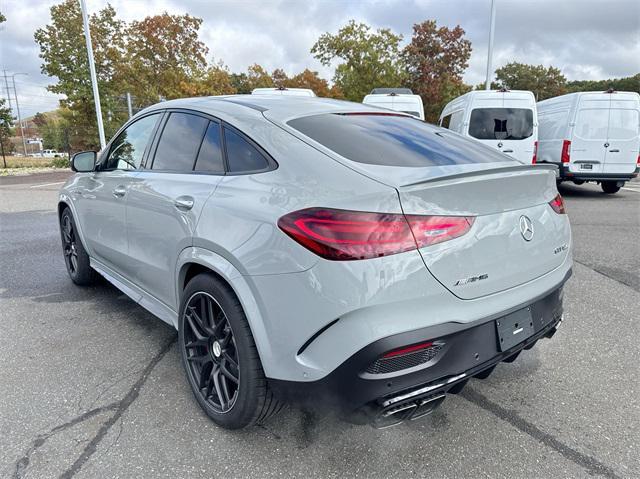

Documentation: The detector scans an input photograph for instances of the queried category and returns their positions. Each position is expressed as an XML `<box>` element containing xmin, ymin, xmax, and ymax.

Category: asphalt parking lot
<box><xmin>1</xmin><ymin>171</ymin><xmax>639</xmax><ymax>479</ymax></box>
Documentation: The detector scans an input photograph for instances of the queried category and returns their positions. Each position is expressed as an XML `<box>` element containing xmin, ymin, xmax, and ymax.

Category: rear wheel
<box><xmin>60</xmin><ymin>208</ymin><xmax>97</xmax><ymax>285</ymax></box>
<box><xmin>178</xmin><ymin>273</ymin><xmax>283</xmax><ymax>429</ymax></box>
<box><xmin>601</xmin><ymin>181</ymin><xmax>621</xmax><ymax>194</ymax></box>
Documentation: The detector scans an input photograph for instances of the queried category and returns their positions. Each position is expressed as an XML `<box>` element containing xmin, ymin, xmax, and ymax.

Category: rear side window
<box><xmin>224</xmin><ymin>127</ymin><xmax>270</xmax><ymax>173</ymax></box>
<box><xmin>195</xmin><ymin>121</ymin><xmax>224</xmax><ymax>173</ymax></box>
<box><xmin>288</xmin><ymin>113</ymin><xmax>509</xmax><ymax>167</ymax></box>
<box><xmin>469</xmin><ymin>108</ymin><xmax>533</xmax><ymax>140</ymax></box>
<box><xmin>152</xmin><ymin>113</ymin><xmax>208</xmax><ymax>171</ymax></box>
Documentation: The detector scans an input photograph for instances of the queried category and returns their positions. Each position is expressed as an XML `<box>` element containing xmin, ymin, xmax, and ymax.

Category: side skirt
<box><xmin>90</xmin><ymin>258</ymin><xmax>178</xmax><ymax>329</ymax></box>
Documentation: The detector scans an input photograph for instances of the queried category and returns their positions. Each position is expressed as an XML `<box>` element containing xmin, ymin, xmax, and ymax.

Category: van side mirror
<box><xmin>71</xmin><ymin>151</ymin><xmax>97</xmax><ymax>172</ymax></box>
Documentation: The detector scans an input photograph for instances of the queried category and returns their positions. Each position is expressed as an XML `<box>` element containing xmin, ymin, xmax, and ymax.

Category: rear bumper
<box><xmin>269</xmin><ymin>272</ymin><xmax>569</xmax><ymax>424</ymax></box>
<box><xmin>559</xmin><ymin>164</ymin><xmax>638</xmax><ymax>181</ymax></box>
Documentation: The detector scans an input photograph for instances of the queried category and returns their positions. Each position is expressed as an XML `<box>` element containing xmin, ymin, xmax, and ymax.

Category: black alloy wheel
<box><xmin>61</xmin><ymin>213</ymin><xmax>79</xmax><ymax>275</ymax></box>
<box><xmin>182</xmin><ymin>292</ymin><xmax>240</xmax><ymax>413</ymax></box>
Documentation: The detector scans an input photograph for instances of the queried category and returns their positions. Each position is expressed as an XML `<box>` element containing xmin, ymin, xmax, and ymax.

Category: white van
<box><xmin>363</xmin><ymin>89</ymin><xmax>425</xmax><ymax>120</ymax></box>
<box><xmin>251</xmin><ymin>87</ymin><xmax>316</xmax><ymax>97</ymax></box>
<box><xmin>439</xmin><ymin>89</ymin><xmax>538</xmax><ymax>164</ymax></box>
<box><xmin>537</xmin><ymin>90</ymin><xmax>639</xmax><ymax>193</ymax></box>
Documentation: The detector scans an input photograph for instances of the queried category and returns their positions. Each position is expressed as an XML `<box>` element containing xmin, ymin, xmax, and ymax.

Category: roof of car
<box><xmin>141</xmin><ymin>94</ymin><xmax>406</xmax><ymax>124</ymax></box>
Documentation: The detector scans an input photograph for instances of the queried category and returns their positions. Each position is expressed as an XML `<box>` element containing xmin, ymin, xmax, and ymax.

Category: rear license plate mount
<box><xmin>496</xmin><ymin>307</ymin><xmax>535</xmax><ymax>352</ymax></box>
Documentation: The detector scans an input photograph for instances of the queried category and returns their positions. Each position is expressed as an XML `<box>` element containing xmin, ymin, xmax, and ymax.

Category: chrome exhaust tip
<box><xmin>372</xmin><ymin>394</ymin><xmax>446</xmax><ymax>429</ymax></box>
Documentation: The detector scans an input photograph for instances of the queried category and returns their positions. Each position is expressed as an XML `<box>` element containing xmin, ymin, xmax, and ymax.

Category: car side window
<box><xmin>224</xmin><ymin>127</ymin><xmax>270</xmax><ymax>173</ymax></box>
<box><xmin>441</xmin><ymin>114</ymin><xmax>451</xmax><ymax>129</ymax></box>
<box><xmin>152</xmin><ymin>113</ymin><xmax>209</xmax><ymax>171</ymax></box>
<box><xmin>194</xmin><ymin>121</ymin><xmax>224</xmax><ymax>174</ymax></box>
<box><xmin>104</xmin><ymin>113</ymin><xmax>160</xmax><ymax>170</ymax></box>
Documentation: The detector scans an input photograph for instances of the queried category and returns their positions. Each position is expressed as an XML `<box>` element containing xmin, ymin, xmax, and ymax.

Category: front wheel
<box><xmin>60</xmin><ymin>208</ymin><xmax>97</xmax><ymax>285</ymax></box>
<box><xmin>178</xmin><ymin>273</ymin><xmax>283</xmax><ymax>429</ymax></box>
<box><xmin>601</xmin><ymin>181</ymin><xmax>621</xmax><ymax>194</ymax></box>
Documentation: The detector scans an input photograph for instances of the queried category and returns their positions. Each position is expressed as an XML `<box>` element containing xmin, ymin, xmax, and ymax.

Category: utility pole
<box><xmin>79</xmin><ymin>0</ymin><xmax>106</xmax><ymax>150</ymax></box>
<box><xmin>2</xmin><ymin>71</ymin><xmax>12</xmax><ymax>110</ymax></box>
<box><xmin>126</xmin><ymin>92</ymin><xmax>133</xmax><ymax>118</ymax></box>
<box><xmin>485</xmin><ymin>0</ymin><xmax>497</xmax><ymax>90</ymax></box>
<box><xmin>11</xmin><ymin>73</ymin><xmax>28</xmax><ymax>156</ymax></box>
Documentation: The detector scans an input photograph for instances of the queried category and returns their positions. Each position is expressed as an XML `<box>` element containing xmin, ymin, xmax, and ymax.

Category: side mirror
<box><xmin>71</xmin><ymin>151</ymin><xmax>97</xmax><ymax>172</ymax></box>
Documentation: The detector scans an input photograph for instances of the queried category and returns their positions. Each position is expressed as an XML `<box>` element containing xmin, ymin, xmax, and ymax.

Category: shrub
<box><xmin>51</xmin><ymin>156</ymin><xmax>70</xmax><ymax>169</ymax></box>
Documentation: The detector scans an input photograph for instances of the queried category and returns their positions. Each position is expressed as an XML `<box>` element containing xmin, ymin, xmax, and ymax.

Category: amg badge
<box><xmin>454</xmin><ymin>274</ymin><xmax>489</xmax><ymax>286</ymax></box>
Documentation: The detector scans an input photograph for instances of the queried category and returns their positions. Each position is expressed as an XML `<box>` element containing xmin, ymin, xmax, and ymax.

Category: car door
<box><xmin>570</xmin><ymin>97</ymin><xmax>609</xmax><ymax>175</ymax></box>
<box><xmin>73</xmin><ymin>112</ymin><xmax>162</xmax><ymax>275</ymax></box>
<box><xmin>126</xmin><ymin>111</ymin><xmax>224</xmax><ymax>312</ymax></box>
<box><xmin>604</xmin><ymin>98</ymin><xmax>640</xmax><ymax>175</ymax></box>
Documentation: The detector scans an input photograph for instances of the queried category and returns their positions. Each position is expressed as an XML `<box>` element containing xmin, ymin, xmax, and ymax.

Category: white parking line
<box><xmin>29</xmin><ymin>182</ymin><xmax>65</xmax><ymax>188</ymax></box>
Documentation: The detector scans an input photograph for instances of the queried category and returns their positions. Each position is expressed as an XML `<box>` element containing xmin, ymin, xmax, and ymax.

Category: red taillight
<box><xmin>561</xmin><ymin>140</ymin><xmax>571</xmax><ymax>163</ymax></box>
<box><xmin>383</xmin><ymin>341</ymin><xmax>434</xmax><ymax>358</ymax></box>
<box><xmin>532</xmin><ymin>140</ymin><xmax>538</xmax><ymax>164</ymax></box>
<box><xmin>636</xmin><ymin>153</ymin><xmax>640</xmax><ymax>165</ymax></box>
<box><xmin>549</xmin><ymin>194</ymin><xmax>566</xmax><ymax>214</ymax></box>
<box><xmin>277</xmin><ymin>208</ymin><xmax>475</xmax><ymax>261</ymax></box>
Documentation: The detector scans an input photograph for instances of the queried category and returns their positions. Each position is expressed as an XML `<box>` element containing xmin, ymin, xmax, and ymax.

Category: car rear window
<box><xmin>287</xmin><ymin>113</ymin><xmax>508</xmax><ymax>167</ymax></box>
<box><xmin>469</xmin><ymin>108</ymin><xmax>533</xmax><ymax>140</ymax></box>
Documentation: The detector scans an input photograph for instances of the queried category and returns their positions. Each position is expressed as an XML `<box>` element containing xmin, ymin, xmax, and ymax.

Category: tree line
<box><xmin>1</xmin><ymin>1</ymin><xmax>638</xmax><ymax>155</ymax></box>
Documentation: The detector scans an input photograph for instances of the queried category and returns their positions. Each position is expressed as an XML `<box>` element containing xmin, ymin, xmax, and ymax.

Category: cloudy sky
<box><xmin>1</xmin><ymin>0</ymin><xmax>639</xmax><ymax>118</ymax></box>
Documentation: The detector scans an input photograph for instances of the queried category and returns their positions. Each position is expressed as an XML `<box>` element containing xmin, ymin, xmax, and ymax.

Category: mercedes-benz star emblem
<box><xmin>519</xmin><ymin>215</ymin><xmax>534</xmax><ymax>241</ymax></box>
<box><xmin>497</xmin><ymin>142</ymin><xmax>503</xmax><ymax>148</ymax></box>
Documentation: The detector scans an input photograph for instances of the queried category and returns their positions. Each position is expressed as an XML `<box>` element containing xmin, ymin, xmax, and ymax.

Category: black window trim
<box><xmin>139</xmin><ymin>107</ymin><xmax>278</xmax><ymax>176</ymax></box>
<box><xmin>97</xmin><ymin>110</ymin><xmax>165</xmax><ymax>172</ymax></box>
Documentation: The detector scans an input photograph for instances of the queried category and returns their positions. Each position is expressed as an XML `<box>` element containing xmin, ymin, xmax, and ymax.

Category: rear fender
<box><xmin>175</xmin><ymin>247</ymin><xmax>274</xmax><ymax>375</ymax></box>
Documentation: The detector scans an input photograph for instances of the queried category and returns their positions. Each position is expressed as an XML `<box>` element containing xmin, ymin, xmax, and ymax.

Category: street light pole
<box><xmin>11</xmin><ymin>73</ymin><xmax>28</xmax><ymax>156</ymax></box>
<box><xmin>79</xmin><ymin>0</ymin><xmax>106</xmax><ymax>150</ymax></box>
<box><xmin>2</xmin><ymin>70</ymin><xmax>13</xmax><ymax>110</ymax></box>
<box><xmin>485</xmin><ymin>0</ymin><xmax>497</xmax><ymax>90</ymax></box>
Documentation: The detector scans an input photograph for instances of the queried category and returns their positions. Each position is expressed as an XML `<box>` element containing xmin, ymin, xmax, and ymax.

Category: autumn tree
<box><xmin>34</xmin><ymin>0</ymin><xmax>127</xmax><ymax>149</ymax></box>
<box><xmin>312</xmin><ymin>20</ymin><xmax>405</xmax><ymax>101</ymax></box>
<box><xmin>403</xmin><ymin>20</ymin><xmax>472</xmax><ymax>123</ymax></box>
<box><xmin>286</xmin><ymin>69</ymin><xmax>343</xmax><ymax>98</ymax></box>
<box><xmin>494</xmin><ymin>62</ymin><xmax>567</xmax><ymax>100</ymax></box>
<box><xmin>122</xmin><ymin>13</ymin><xmax>210</xmax><ymax>105</ymax></box>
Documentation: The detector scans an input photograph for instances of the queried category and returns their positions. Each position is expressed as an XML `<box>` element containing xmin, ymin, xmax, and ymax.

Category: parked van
<box><xmin>363</xmin><ymin>89</ymin><xmax>425</xmax><ymax>120</ymax></box>
<box><xmin>251</xmin><ymin>87</ymin><xmax>316</xmax><ymax>97</ymax></box>
<box><xmin>439</xmin><ymin>89</ymin><xmax>538</xmax><ymax>164</ymax></box>
<box><xmin>537</xmin><ymin>90</ymin><xmax>639</xmax><ymax>193</ymax></box>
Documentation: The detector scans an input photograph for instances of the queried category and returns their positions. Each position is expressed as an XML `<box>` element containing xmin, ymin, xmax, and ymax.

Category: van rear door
<box><xmin>604</xmin><ymin>96</ymin><xmax>640</xmax><ymax>174</ymax></box>
<box><xmin>571</xmin><ymin>95</ymin><xmax>609</xmax><ymax>174</ymax></box>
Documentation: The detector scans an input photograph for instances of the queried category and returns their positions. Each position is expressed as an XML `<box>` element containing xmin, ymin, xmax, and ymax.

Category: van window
<box><xmin>152</xmin><ymin>113</ymin><xmax>208</xmax><ymax>171</ymax></box>
<box><xmin>288</xmin><ymin>113</ymin><xmax>511</xmax><ymax>167</ymax></box>
<box><xmin>440</xmin><ymin>114</ymin><xmax>451</xmax><ymax>128</ymax></box>
<box><xmin>469</xmin><ymin>108</ymin><xmax>533</xmax><ymax>140</ymax></box>
<box><xmin>449</xmin><ymin>110</ymin><xmax>464</xmax><ymax>133</ymax></box>
<box><xmin>575</xmin><ymin>109</ymin><xmax>608</xmax><ymax>140</ymax></box>
<box><xmin>608</xmin><ymin>109</ymin><xmax>639</xmax><ymax>140</ymax></box>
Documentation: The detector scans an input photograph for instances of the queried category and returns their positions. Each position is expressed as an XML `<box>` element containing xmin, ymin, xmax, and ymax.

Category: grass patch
<box><xmin>1</xmin><ymin>155</ymin><xmax>68</xmax><ymax>169</ymax></box>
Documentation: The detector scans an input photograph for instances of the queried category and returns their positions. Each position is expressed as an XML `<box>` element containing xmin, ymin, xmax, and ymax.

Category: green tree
<box><xmin>285</xmin><ymin>69</ymin><xmax>343</xmax><ymax>98</ymax></box>
<box><xmin>34</xmin><ymin>0</ymin><xmax>127</xmax><ymax>150</ymax></box>
<box><xmin>494</xmin><ymin>62</ymin><xmax>567</xmax><ymax>101</ymax></box>
<box><xmin>567</xmin><ymin>74</ymin><xmax>640</xmax><ymax>94</ymax></box>
<box><xmin>0</xmin><ymin>98</ymin><xmax>14</xmax><ymax>167</ymax></box>
<box><xmin>403</xmin><ymin>20</ymin><xmax>472</xmax><ymax>123</ymax></box>
<box><xmin>312</xmin><ymin>20</ymin><xmax>405</xmax><ymax>101</ymax></box>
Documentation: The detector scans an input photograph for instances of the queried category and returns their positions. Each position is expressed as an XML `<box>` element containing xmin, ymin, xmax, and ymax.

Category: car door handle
<box><xmin>174</xmin><ymin>196</ymin><xmax>194</xmax><ymax>211</ymax></box>
<box><xmin>608</xmin><ymin>149</ymin><xmax>620</xmax><ymax>153</ymax></box>
<box><xmin>502</xmin><ymin>149</ymin><xmax>514</xmax><ymax>153</ymax></box>
<box><xmin>113</xmin><ymin>185</ymin><xmax>126</xmax><ymax>198</ymax></box>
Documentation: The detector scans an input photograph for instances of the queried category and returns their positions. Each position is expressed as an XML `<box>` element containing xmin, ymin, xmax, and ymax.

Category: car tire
<box><xmin>601</xmin><ymin>181</ymin><xmax>621</xmax><ymax>194</ymax></box>
<box><xmin>60</xmin><ymin>207</ymin><xmax>97</xmax><ymax>286</ymax></box>
<box><xmin>178</xmin><ymin>273</ymin><xmax>284</xmax><ymax>429</ymax></box>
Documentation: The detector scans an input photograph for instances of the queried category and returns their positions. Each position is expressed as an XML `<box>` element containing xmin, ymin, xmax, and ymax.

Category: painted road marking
<box><xmin>29</xmin><ymin>182</ymin><xmax>65</xmax><ymax>188</ymax></box>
